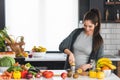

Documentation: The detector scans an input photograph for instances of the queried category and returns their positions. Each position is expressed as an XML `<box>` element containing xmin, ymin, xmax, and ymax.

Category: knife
<box><xmin>90</xmin><ymin>59</ymin><xmax>96</xmax><ymax>70</ymax></box>
<box><xmin>70</xmin><ymin>62</ymin><xmax>75</xmax><ymax>73</ymax></box>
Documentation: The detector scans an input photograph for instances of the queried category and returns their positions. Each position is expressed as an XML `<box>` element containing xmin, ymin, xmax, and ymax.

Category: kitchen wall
<box><xmin>79</xmin><ymin>23</ymin><xmax>120</xmax><ymax>56</ymax></box>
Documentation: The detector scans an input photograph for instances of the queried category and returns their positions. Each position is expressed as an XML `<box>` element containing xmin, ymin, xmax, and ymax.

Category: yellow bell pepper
<box><xmin>89</xmin><ymin>70</ymin><xmax>96</xmax><ymax>78</ymax></box>
<box><xmin>13</xmin><ymin>71</ymin><xmax>21</xmax><ymax>79</ymax></box>
<box><xmin>96</xmin><ymin>71</ymin><xmax>105</xmax><ymax>79</ymax></box>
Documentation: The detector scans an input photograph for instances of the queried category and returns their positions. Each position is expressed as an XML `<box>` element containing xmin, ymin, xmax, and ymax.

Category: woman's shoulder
<box><xmin>68</xmin><ymin>28</ymin><xmax>84</xmax><ymax>36</ymax></box>
<box><xmin>73</xmin><ymin>28</ymin><xmax>84</xmax><ymax>32</ymax></box>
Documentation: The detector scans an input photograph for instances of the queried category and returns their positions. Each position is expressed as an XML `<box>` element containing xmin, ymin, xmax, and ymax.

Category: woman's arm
<box><xmin>79</xmin><ymin>64</ymin><xmax>92</xmax><ymax>71</ymax></box>
<box><xmin>64</xmin><ymin>49</ymin><xmax>75</xmax><ymax>64</ymax></box>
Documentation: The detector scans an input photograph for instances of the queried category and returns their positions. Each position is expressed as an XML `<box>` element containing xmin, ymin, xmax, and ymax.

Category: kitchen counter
<box><xmin>110</xmin><ymin>57</ymin><xmax>120</xmax><ymax>61</ymax></box>
<box><xmin>44</xmin><ymin>70</ymin><xmax>120</xmax><ymax>80</ymax></box>
<box><xmin>18</xmin><ymin>53</ymin><xmax>120</xmax><ymax>70</ymax></box>
<box><xmin>25</xmin><ymin>53</ymin><xmax>67</xmax><ymax>61</ymax></box>
<box><xmin>24</xmin><ymin>53</ymin><xmax>67</xmax><ymax>69</ymax></box>
<box><xmin>25</xmin><ymin>53</ymin><xmax>120</xmax><ymax>61</ymax></box>
<box><xmin>8</xmin><ymin>70</ymin><xmax>120</xmax><ymax>80</ymax></box>
<box><xmin>104</xmin><ymin>55</ymin><xmax>120</xmax><ymax>61</ymax></box>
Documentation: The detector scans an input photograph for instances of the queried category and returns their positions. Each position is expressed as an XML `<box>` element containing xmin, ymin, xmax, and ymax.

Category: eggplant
<box><xmin>28</xmin><ymin>67</ymin><xmax>40</xmax><ymax>74</ymax></box>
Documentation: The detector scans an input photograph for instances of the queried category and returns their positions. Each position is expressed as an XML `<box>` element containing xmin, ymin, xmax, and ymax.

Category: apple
<box><xmin>61</xmin><ymin>72</ymin><xmax>67</xmax><ymax>79</ymax></box>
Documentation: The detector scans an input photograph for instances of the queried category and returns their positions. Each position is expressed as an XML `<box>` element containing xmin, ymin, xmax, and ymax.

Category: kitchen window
<box><xmin>5</xmin><ymin>0</ymin><xmax>78</xmax><ymax>51</ymax></box>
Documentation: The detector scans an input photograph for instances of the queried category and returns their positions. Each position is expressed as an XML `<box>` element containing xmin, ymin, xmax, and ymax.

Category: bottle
<box><xmin>107</xmin><ymin>0</ymin><xmax>110</xmax><ymax>2</ymax></box>
<box><xmin>106</xmin><ymin>9</ymin><xmax>109</xmax><ymax>21</ymax></box>
<box><xmin>117</xmin><ymin>10</ymin><xmax>119</xmax><ymax>20</ymax></box>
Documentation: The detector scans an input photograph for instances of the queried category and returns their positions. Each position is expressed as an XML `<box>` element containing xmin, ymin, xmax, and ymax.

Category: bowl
<box><xmin>103</xmin><ymin>70</ymin><xmax>112</xmax><ymax>77</ymax></box>
<box><xmin>32</xmin><ymin>52</ymin><xmax>46</xmax><ymax>58</ymax></box>
<box><xmin>0</xmin><ymin>67</ymin><xmax>9</xmax><ymax>72</ymax></box>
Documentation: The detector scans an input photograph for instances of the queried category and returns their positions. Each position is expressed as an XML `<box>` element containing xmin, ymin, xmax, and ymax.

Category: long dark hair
<box><xmin>83</xmin><ymin>8</ymin><xmax>103</xmax><ymax>53</ymax></box>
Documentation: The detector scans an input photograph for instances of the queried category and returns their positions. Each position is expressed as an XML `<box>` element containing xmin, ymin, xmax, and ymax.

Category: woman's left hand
<box><xmin>80</xmin><ymin>64</ymin><xmax>92</xmax><ymax>71</ymax></box>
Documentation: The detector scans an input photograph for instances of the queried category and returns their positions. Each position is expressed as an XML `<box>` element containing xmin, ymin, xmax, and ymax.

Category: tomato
<box><xmin>42</xmin><ymin>71</ymin><xmax>54</xmax><ymax>78</ymax></box>
<box><xmin>61</xmin><ymin>72</ymin><xmax>67</xmax><ymax>79</ymax></box>
<box><xmin>42</xmin><ymin>71</ymin><xmax>48</xmax><ymax>76</ymax></box>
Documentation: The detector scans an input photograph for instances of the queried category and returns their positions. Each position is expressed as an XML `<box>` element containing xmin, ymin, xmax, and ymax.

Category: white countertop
<box><xmin>104</xmin><ymin>55</ymin><xmax>120</xmax><ymax>61</ymax></box>
<box><xmin>110</xmin><ymin>57</ymin><xmax>120</xmax><ymax>61</ymax></box>
<box><xmin>46</xmin><ymin>70</ymin><xmax>120</xmax><ymax>80</ymax></box>
<box><xmin>9</xmin><ymin>70</ymin><xmax>120</xmax><ymax>80</ymax></box>
<box><xmin>25</xmin><ymin>53</ymin><xmax>67</xmax><ymax>61</ymax></box>
<box><xmin>25</xmin><ymin>53</ymin><xmax>120</xmax><ymax>62</ymax></box>
<box><xmin>66</xmin><ymin>73</ymin><xmax>120</xmax><ymax>80</ymax></box>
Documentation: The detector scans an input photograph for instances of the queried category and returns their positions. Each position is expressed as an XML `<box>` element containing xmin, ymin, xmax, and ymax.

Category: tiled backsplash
<box><xmin>79</xmin><ymin>23</ymin><xmax>120</xmax><ymax>56</ymax></box>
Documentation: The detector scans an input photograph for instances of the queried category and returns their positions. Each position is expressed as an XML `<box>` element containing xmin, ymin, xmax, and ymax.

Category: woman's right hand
<box><xmin>69</xmin><ymin>53</ymin><xmax>75</xmax><ymax>65</ymax></box>
<box><xmin>64</xmin><ymin>49</ymin><xmax>75</xmax><ymax>65</ymax></box>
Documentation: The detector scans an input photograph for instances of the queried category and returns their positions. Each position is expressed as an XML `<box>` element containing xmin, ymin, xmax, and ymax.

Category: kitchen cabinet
<box><xmin>15</xmin><ymin>58</ymin><xmax>65</xmax><ymax>70</ymax></box>
<box><xmin>79</xmin><ymin>0</ymin><xmax>120</xmax><ymax>23</ymax></box>
<box><xmin>117</xmin><ymin>61</ymin><xmax>120</xmax><ymax>77</ymax></box>
<box><xmin>15</xmin><ymin>53</ymin><xmax>66</xmax><ymax>70</ymax></box>
<box><xmin>104</xmin><ymin>0</ymin><xmax>120</xmax><ymax>22</ymax></box>
<box><xmin>79</xmin><ymin>0</ymin><xmax>104</xmax><ymax>22</ymax></box>
<box><xmin>113</xmin><ymin>61</ymin><xmax>120</xmax><ymax>77</ymax></box>
<box><xmin>110</xmin><ymin>59</ymin><xmax>120</xmax><ymax>78</ymax></box>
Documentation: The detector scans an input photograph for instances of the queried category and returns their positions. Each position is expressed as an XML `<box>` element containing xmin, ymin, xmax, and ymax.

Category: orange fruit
<box><xmin>101</xmin><ymin>66</ymin><xmax>110</xmax><ymax>71</ymax></box>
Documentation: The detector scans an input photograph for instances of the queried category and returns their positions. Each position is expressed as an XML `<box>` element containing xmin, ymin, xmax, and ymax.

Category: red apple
<box><xmin>61</xmin><ymin>72</ymin><xmax>67</xmax><ymax>79</ymax></box>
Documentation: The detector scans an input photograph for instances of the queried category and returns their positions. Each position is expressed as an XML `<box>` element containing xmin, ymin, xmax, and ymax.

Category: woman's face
<box><xmin>83</xmin><ymin>20</ymin><xmax>96</xmax><ymax>35</ymax></box>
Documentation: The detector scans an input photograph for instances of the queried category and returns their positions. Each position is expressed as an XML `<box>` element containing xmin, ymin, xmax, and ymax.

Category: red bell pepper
<box><xmin>21</xmin><ymin>70</ymin><xmax>28</xmax><ymax>78</ymax></box>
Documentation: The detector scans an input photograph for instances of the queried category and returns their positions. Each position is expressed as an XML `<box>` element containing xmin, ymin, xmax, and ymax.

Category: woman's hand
<box><xmin>80</xmin><ymin>64</ymin><xmax>92</xmax><ymax>71</ymax></box>
<box><xmin>64</xmin><ymin>49</ymin><xmax>75</xmax><ymax>65</ymax></box>
<box><xmin>69</xmin><ymin>53</ymin><xmax>75</xmax><ymax>65</ymax></box>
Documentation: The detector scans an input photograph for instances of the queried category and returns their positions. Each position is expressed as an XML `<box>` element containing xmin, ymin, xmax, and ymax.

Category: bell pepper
<box><xmin>21</xmin><ymin>70</ymin><xmax>28</xmax><ymax>78</ymax></box>
<box><xmin>13</xmin><ymin>71</ymin><xmax>21</xmax><ymax>79</ymax></box>
<box><xmin>89</xmin><ymin>70</ymin><xmax>96</xmax><ymax>78</ymax></box>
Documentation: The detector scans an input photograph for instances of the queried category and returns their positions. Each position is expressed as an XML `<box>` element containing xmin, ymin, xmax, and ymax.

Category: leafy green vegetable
<box><xmin>0</xmin><ymin>56</ymin><xmax>15</xmax><ymax>67</ymax></box>
<box><xmin>7</xmin><ymin>66</ymin><xmax>22</xmax><ymax>72</ymax></box>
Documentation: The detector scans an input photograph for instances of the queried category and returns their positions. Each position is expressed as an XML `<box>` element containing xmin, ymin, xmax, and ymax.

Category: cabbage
<box><xmin>0</xmin><ymin>56</ymin><xmax>15</xmax><ymax>67</ymax></box>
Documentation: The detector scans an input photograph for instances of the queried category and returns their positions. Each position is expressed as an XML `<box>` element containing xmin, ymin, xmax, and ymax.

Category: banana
<box><xmin>104</xmin><ymin>63</ymin><xmax>116</xmax><ymax>70</ymax></box>
<box><xmin>97</xmin><ymin>57</ymin><xmax>112</xmax><ymax>65</ymax></box>
<box><xmin>97</xmin><ymin>62</ymin><xmax>116</xmax><ymax>70</ymax></box>
<box><xmin>97</xmin><ymin>63</ymin><xmax>105</xmax><ymax>68</ymax></box>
